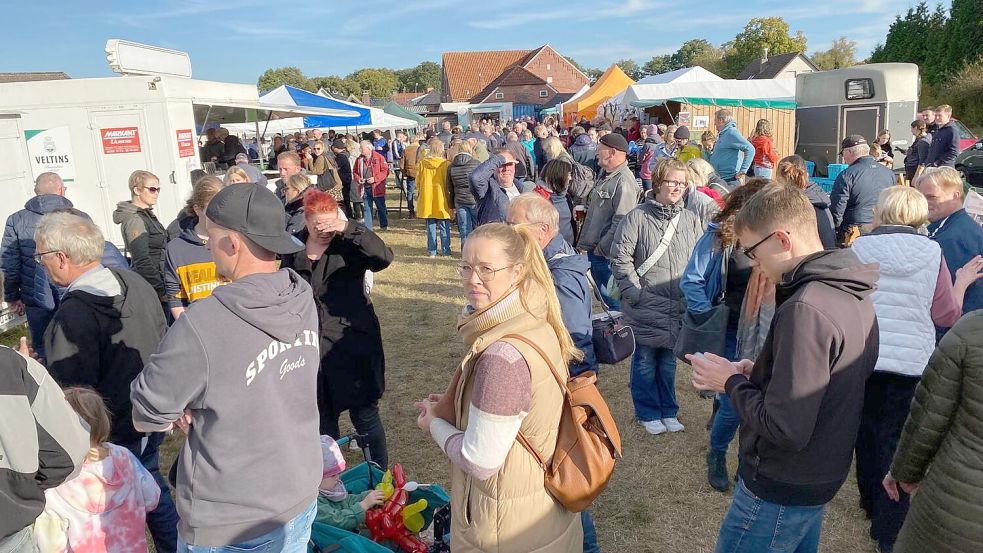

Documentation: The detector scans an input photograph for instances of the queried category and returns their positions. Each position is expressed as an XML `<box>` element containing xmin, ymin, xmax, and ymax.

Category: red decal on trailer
<box><xmin>101</xmin><ymin>127</ymin><xmax>142</xmax><ymax>154</ymax></box>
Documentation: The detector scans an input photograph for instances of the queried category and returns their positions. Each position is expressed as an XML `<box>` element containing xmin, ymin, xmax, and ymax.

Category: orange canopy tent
<box><xmin>562</xmin><ymin>64</ymin><xmax>635</xmax><ymax>125</ymax></box>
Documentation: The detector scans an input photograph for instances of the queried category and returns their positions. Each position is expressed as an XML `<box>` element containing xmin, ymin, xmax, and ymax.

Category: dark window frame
<box><xmin>845</xmin><ymin>78</ymin><xmax>875</xmax><ymax>101</ymax></box>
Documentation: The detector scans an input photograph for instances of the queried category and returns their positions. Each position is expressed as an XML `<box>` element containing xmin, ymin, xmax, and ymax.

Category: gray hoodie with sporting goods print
<box><xmin>130</xmin><ymin>268</ymin><xmax>321</xmax><ymax>547</ymax></box>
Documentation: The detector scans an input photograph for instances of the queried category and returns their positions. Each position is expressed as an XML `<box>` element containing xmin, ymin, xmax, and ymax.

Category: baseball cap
<box><xmin>598</xmin><ymin>133</ymin><xmax>629</xmax><ymax>153</ymax></box>
<box><xmin>205</xmin><ymin>183</ymin><xmax>304</xmax><ymax>255</ymax></box>
<box><xmin>331</xmin><ymin>138</ymin><xmax>347</xmax><ymax>150</ymax></box>
<box><xmin>840</xmin><ymin>135</ymin><xmax>867</xmax><ymax>153</ymax></box>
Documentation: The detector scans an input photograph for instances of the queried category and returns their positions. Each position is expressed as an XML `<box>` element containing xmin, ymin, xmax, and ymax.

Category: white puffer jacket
<box><xmin>852</xmin><ymin>229</ymin><xmax>941</xmax><ymax>376</ymax></box>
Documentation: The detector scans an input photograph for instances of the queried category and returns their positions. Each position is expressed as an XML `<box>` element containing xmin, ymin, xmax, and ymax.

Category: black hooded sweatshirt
<box><xmin>725</xmin><ymin>248</ymin><xmax>879</xmax><ymax>506</ymax></box>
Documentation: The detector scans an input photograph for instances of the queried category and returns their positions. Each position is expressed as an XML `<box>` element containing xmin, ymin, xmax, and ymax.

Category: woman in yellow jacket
<box><xmin>416</xmin><ymin>138</ymin><xmax>453</xmax><ymax>257</ymax></box>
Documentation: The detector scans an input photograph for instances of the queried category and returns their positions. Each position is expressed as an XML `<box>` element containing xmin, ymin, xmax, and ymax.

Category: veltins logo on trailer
<box><xmin>102</xmin><ymin>127</ymin><xmax>142</xmax><ymax>154</ymax></box>
<box><xmin>25</xmin><ymin>127</ymin><xmax>77</xmax><ymax>182</ymax></box>
<box><xmin>176</xmin><ymin>129</ymin><xmax>195</xmax><ymax>158</ymax></box>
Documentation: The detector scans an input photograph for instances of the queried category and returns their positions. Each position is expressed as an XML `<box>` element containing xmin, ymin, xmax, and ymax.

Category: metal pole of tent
<box><xmin>258</xmin><ymin>111</ymin><xmax>274</xmax><ymax>170</ymax></box>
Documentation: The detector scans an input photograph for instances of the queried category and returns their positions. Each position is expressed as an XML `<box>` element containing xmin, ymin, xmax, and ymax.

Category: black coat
<box><xmin>281</xmin><ymin>221</ymin><xmax>394</xmax><ymax>413</ymax></box>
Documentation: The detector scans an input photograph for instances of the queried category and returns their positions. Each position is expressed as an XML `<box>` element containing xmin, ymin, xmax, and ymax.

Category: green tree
<box><xmin>672</xmin><ymin>39</ymin><xmax>722</xmax><ymax>70</ymax></box>
<box><xmin>643</xmin><ymin>55</ymin><xmax>674</xmax><ymax>76</ymax></box>
<box><xmin>345</xmin><ymin>68</ymin><xmax>399</xmax><ymax>98</ymax></box>
<box><xmin>615</xmin><ymin>59</ymin><xmax>644</xmax><ymax>80</ymax></box>
<box><xmin>720</xmin><ymin>17</ymin><xmax>808</xmax><ymax>77</ymax></box>
<box><xmin>943</xmin><ymin>0</ymin><xmax>983</xmax><ymax>79</ymax></box>
<box><xmin>313</xmin><ymin>76</ymin><xmax>359</xmax><ymax>97</ymax></box>
<box><xmin>870</xmin><ymin>2</ymin><xmax>949</xmax><ymax>84</ymax></box>
<box><xmin>811</xmin><ymin>37</ymin><xmax>857</xmax><ymax>70</ymax></box>
<box><xmin>396</xmin><ymin>61</ymin><xmax>443</xmax><ymax>93</ymax></box>
<box><xmin>257</xmin><ymin>66</ymin><xmax>314</xmax><ymax>93</ymax></box>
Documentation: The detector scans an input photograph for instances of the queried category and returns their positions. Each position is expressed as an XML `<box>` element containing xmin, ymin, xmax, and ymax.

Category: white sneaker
<box><xmin>642</xmin><ymin>420</ymin><xmax>667</xmax><ymax>435</ymax></box>
<box><xmin>663</xmin><ymin>417</ymin><xmax>685</xmax><ymax>432</ymax></box>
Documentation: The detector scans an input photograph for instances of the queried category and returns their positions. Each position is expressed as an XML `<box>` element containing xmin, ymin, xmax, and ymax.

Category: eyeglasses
<box><xmin>456</xmin><ymin>263</ymin><xmax>515</xmax><ymax>282</ymax></box>
<box><xmin>741</xmin><ymin>231</ymin><xmax>783</xmax><ymax>260</ymax></box>
<box><xmin>144</xmin><ymin>187</ymin><xmax>161</xmax><ymax>194</ymax></box>
<box><xmin>33</xmin><ymin>250</ymin><xmax>60</xmax><ymax>264</ymax></box>
<box><xmin>662</xmin><ymin>180</ymin><xmax>687</xmax><ymax>189</ymax></box>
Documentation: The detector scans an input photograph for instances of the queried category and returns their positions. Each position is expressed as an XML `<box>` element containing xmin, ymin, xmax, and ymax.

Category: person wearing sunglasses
<box><xmin>113</xmin><ymin>170</ymin><xmax>168</xmax><ymax>312</ymax></box>
<box><xmin>610</xmin><ymin>158</ymin><xmax>703</xmax><ymax>436</ymax></box>
<box><xmin>688</xmin><ymin>184</ymin><xmax>879</xmax><ymax>553</ymax></box>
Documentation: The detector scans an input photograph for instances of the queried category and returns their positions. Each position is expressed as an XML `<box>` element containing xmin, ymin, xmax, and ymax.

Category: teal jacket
<box><xmin>315</xmin><ymin>491</ymin><xmax>370</xmax><ymax>532</ymax></box>
<box><xmin>709</xmin><ymin>121</ymin><xmax>755</xmax><ymax>180</ymax></box>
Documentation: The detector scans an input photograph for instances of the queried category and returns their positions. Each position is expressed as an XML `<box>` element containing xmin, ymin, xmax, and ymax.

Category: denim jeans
<box><xmin>0</xmin><ymin>527</ymin><xmax>37</xmax><ymax>553</ymax></box>
<box><xmin>630</xmin><ymin>345</ymin><xmax>678</xmax><ymax>422</ymax></box>
<box><xmin>121</xmin><ymin>433</ymin><xmax>179</xmax><ymax>553</ymax></box>
<box><xmin>582</xmin><ymin>510</ymin><xmax>600</xmax><ymax>553</ymax></box>
<box><xmin>178</xmin><ymin>499</ymin><xmax>316</xmax><ymax>553</ymax></box>
<box><xmin>404</xmin><ymin>177</ymin><xmax>416</xmax><ymax>215</ymax></box>
<box><xmin>25</xmin><ymin>305</ymin><xmax>55</xmax><ymax>361</ymax></box>
<box><xmin>587</xmin><ymin>251</ymin><xmax>620</xmax><ymax>310</ymax></box>
<box><xmin>427</xmin><ymin>219</ymin><xmax>452</xmax><ymax>257</ymax></box>
<box><xmin>323</xmin><ymin>401</ymin><xmax>389</xmax><ymax>470</ymax></box>
<box><xmin>715</xmin><ymin>480</ymin><xmax>824</xmax><ymax>553</ymax></box>
<box><xmin>362</xmin><ymin>190</ymin><xmax>388</xmax><ymax>230</ymax></box>
<box><xmin>709</xmin><ymin>327</ymin><xmax>741</xmax><ymax>453</ymax></box>
<box><xmin>456</xmin><ymin>206</ymin><xmax>476</xmax><ymax>249</ymax></box>
<box><xmin>754</xmin><ymin>165</ymin><xmax>773</xmax><ymax>180</ymax></box>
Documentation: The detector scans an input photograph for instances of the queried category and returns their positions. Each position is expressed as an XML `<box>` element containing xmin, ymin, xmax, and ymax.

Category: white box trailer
<box><xmin>0</xmin><ymin>74</ymin><xmax>356</xmax><ymax>246</ymax></box>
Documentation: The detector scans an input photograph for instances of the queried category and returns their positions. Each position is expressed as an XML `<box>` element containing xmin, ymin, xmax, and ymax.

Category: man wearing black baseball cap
<box><xmin>829</xmin><ymin>134</ymin><xmax>896</xmax><ymax>246</ymax></box>
<box><xmin>131</xmin><ymin>183</ymin><xmax>322</xmax><ymax>551</ymax></box>
<box><xmin>577</xmin><ymin>132</ymin><xmax>641</xmax><ymax>309</ymax></box>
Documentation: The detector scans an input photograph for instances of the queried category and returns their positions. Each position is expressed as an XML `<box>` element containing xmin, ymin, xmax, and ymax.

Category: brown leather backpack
<box><xmin>504</xmin><ymin>334</ymin><xmax>623</xmax><ymax>513</ymax></box>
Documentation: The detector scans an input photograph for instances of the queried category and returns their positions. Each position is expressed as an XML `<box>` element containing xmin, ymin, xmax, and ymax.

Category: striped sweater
<box><xmin>0</xmin><ymin>346</ymin><xmax>90</xmax><ymax>541</ymax></box>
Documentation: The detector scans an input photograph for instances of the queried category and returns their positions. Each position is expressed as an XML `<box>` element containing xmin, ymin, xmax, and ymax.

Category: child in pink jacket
<box><xmin>34</xmin><ymin>388</ymin><xmax>160</xmax><ymax>553</ymax></box>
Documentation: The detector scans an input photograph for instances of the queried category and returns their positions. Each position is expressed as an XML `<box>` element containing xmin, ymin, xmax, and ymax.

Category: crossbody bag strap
<box><xmin>635</xmin><ymin>212</ymin><xmax>680</xmax><ymax>279</ymax></box>
<box><xmin>501</xmin><ymin>333</ymin><xmax>568</xmax><ymax>471</ymax></box>
<box><xmin>719</xmin><ymin>245</ymin><xmax>732</xmax><ymax>303</ymax></box>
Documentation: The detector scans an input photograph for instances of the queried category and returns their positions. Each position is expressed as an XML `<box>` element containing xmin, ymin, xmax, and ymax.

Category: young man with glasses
<box><xmin>688</xmin><ymin>184</ymin><xmax>880</xmax><ymax>553</ymax></box>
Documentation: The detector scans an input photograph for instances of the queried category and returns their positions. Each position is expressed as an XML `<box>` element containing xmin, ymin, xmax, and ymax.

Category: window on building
<box><xmin>495</xmin><ymin>92</ymin><xmax>504</xmax><ymax>99</ymax></box>
<box><xmin>540</xmin><ymin>90</ymin><xmax>548</xmax><ymax>97</ymax></box>
<box><xmin>546</xmin><ymin>63</ymin><xmax>551</xmax><ymax>70</ymax></box>
<box><xmin>547</xmin><ymin>76</ymin><xmax>553</xmax><ymax>84</ymax></box>
<box><xmin>845</xmin><ymin>78</ymin><xmax>875</xmax><ymax>101</ymax></box>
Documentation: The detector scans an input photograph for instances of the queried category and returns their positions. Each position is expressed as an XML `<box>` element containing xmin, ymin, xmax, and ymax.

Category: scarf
<box><xmin>318</xmin><ymin>479</ymin><xmax>349</xmax><ymax>503</ymax></box>
<box><xmin>736</xmin><ymin>266</ymin><xmax>776</xmax><ymax>361</ymax></box>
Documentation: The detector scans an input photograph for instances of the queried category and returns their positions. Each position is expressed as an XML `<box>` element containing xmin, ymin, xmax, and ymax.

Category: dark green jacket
<box><xmin>891</xmin><ymin>312</ymin><xmax>983</xmax><ymax>553</ymax></box>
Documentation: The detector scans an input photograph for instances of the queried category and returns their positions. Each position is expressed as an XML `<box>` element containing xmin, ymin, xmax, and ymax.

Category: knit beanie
<box><xmin>674</xmin><ymin>126</ymin><xmax>691</xmax><ymax>140</ymax></box>
<box><xmin>320</xmin><ymin>435</ymin><xmax>346</xmax><ymax>477</ymax></box>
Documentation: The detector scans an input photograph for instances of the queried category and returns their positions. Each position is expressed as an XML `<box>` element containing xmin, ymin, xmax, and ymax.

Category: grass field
<box><xmin>2</xmin><ymin>202</ymin><xmax>880</xmax><ymax>552</ymax></box>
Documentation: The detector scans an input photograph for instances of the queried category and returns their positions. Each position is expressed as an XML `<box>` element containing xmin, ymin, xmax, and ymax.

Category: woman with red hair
<box><xmin>281</xmin><ymin>189</ymin><xmax>395</xmax><ymax>467</ymax></box>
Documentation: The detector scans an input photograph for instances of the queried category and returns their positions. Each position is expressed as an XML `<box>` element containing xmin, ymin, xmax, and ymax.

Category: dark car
<box><xmin>955</xmin><ymin>138</ymin><xmax>983</xmax><ymax>187</ymax></box>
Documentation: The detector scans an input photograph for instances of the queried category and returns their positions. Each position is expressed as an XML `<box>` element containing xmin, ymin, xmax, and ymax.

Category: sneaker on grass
<box><xmin>642</xmin><ymin>419</ymin><xmax>667</xmax><ymax>435</ymax></box>
<box><xmin>663</xmin><ymin>418</ymin><xmax>685</xmax><ymax>432</ymax></box>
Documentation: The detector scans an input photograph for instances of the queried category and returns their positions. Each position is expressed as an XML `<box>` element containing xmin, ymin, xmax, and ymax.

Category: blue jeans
<box><xmin>587</xmin><ymin>251</ymin><xmax>620</xmax><ymax>310</ymax></box>
<box><xmin>582</xmin><ymin>510</ymin><xmax>600</xmax><ymax>553</ymax></box>
<box><xmin>404</xmin><ymin>177</ymin><xmax>416</xmax><ymax>214</ymax></box>
<box><xmin>630</xmin><ymin>345</ymin><xmax>678</xmax><ymax>422</ymax></box>
<box><xmin>710</xmin><ymin>327</ymin><xmax>741</xmax><ymax>453</ymax></box>
<box><xmin>363</xmin><ymin>190</ymin><xmax>388</xmax><ymax>230</ymax></box>
<box><xmin>715</xmin><ymin>480</ymin><xmax>824</xmax><ymax>553</ymax></box>
<box><xmin>427</xmin><ymin>219</ymin><xmax>451</xmax><ymax>256</ymax></box>
<box><xmin>178</xmin><ymin>499</ymin><xmax>316</xmax><ymax>553</ymax></box>
<box><xmin>456</xmin><ymin>206</ymin><xmax>476</xmax><ymax>249</ymax></box>
<box><xmin>122</xmin><ymin>433</ymin><xmax>179</xmax><ymax>553</ymax></box>
<box><xmin>25</xmin><ymin>305</ymin><xmax>55</xmax><ymax>361</ymax></box>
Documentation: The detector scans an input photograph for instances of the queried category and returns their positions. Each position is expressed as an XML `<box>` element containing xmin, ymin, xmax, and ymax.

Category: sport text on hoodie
<box><xmin>724</xmin><ymin>249</ymin><xmax>880</xmax><ymax>506</ymax></box>
<box><xmin>130</xmin><ymin>268</ymin><xmax>321</xmax><ymax>547</ymax></box>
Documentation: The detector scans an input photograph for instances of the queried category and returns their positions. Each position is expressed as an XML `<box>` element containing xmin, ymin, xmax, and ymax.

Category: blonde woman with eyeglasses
<box><xmin>610</xmin><ymin>157</ymin><xmax>702</xmax><ymax>436</ymax></box>
<box><xmin>113</xmin><ymin>170</ymin><xmax>168</xmax><ymax>303</ymax></box>
<box><xmin>415</xmin><ymin>222</ymin><xmax>583</xmax><ymax>553</ymax></box>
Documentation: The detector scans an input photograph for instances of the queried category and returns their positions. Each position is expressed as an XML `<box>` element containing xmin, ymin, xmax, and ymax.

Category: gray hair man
<box><xmin>469</xmin><ymin>148</ymin><xmax>535</xmax><ymax>226</ymax></box>
<box><xmin>36</xmin><ymin>211</ymin><xmax>176</xmax><ymax>552</ymax></box>
<box><xmin>234</xmin><ymin>153</ymin><xmax>268</xmax><ymax>189</ymax></box>
<box><xmin>131</xmin><ymin>184</ymin><xmax>321</xmax><ymax>551</ymax></box>
<box><xmin>274</xmin><ymin>151</ymin><xmax>303</xmax><ymax>200</ymax></box>
<box><xmin>829</xmin><ymin>135</ymin><xmax>896</xmax><ymax>246</ymax></box>
<box><xmin>709</xmin><ymin>108</ymin><xmax>755</xmax><ymax>185</ymax></box>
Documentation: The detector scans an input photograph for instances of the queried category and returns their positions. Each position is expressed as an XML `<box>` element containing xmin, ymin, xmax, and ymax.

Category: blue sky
<box><xmin>6</xmin><ymin>0</ymin><xmax>949</xmax><ymax>86</ymax></box>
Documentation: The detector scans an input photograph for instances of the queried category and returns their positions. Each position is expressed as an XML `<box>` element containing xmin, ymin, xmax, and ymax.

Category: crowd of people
<box><xmin>1</xmin><ymin>99</ymin><xmax>982</xmax><ymax>553</ymax></box>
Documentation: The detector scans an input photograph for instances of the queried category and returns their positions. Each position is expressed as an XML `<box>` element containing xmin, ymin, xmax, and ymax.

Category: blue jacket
<box><xmin>2</xmin><ymin>195</ymin><xmax>75</xmax><ymax>308</ymax></box>
<box><xmin>929</xmin><ymin>209</ymin><xmax>983</xmax><ymax>314</ymax></box>
<box><xmin>469</xmin><ymin>154</ymin><xmax>534</xmax><ymax>226</ymax></box>
<box><xmin>709</xmin><ymin>122</ymin><xmax>755</xmax><ymax>180</ymax></box>
<box><xmin>925</xmin><ymin>121</ymin><xmax>960</xmax><ymax>167</ymax></box>
<box><xmin>544</xmin><ymin>235</ymin><xmax>598</xmax><ymax>375</ymax></box>
<box><xmin>680</xmin><ymin>223</ymin><xmax>724</xmax><ymax>314</ymax></box>
<box><xmin>829</xmin><ymin>155</ymin><xmax>896</xmax><ymax>230</ymax></box>
<box><xmin>548</xmin><ymin>191</ymin><xmax>575</xmax><ymax>247</ymax></box>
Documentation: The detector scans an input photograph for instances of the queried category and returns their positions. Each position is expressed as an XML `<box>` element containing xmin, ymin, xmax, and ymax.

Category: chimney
<box><xmin>762</xmin><ymin>47</ymin><xmax>769</xmax><ymax>63</ymax></box>
<box><xmin>361</xmin><ymin>91</ymin><xmax>371</xmax><ymax>106</ymax></box>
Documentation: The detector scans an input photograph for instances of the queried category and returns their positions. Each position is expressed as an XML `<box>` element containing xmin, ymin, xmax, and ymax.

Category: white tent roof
<box><xmin>619</xmin><ymin>78</ymin><xmax>797</xmax><ymax>109</ymax></box>
<box><xmin>603</xmin><ymin>67</ymin><xmax>723</xmax><ymax>109</ymax></box>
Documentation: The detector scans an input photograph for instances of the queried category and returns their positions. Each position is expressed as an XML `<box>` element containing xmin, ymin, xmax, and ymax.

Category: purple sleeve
<box><xmin>931</xmin><ymin>259</ymin><xmax>961</xmax><ymax>328</ymax></box>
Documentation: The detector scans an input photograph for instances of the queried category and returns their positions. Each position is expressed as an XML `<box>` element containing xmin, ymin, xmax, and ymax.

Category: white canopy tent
<box><xmin>601</xmin><ymin>67</ymin><xmax>724</xmax><ymax>118</ymax></box>
<box><xmin>618</xmin><ymin>79</ymin><xmax>797</xmax><ymax>110</ymax></box>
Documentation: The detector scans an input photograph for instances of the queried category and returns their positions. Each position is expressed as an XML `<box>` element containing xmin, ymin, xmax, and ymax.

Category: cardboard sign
<box><xmin>176</xmin><ymin>129</ymin><xmax>195</xmax><ymax>158</ymax></box>
<box><xmin>25</xmin><ymin>126</ymin><xmax>76</xmax><ymax>182</ymax></box>
<box><xmin>677</xmin><ymin>112</ymin><xmax>691</xmax><ymax>128</ymax></box>
<box><xmin>101</xmin><ymin>127</ymin><xmax>142</xmax><ymax>154</ymax></box>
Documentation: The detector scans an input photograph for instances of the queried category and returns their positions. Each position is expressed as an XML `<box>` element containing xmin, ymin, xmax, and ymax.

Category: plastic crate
<box><xmin>805</xmin><ymin>160</ymin><xmax>815</xmax><ymax>177</ymax></box>
<box><xmin>827</xmin><ymin>163</ymin><xmax>848</xmax><ymax>180</ymax></box>
<box><xmin>810</xmin><ymin>177</ymin><xmax>835</xmax><ymax>193</ymax></box>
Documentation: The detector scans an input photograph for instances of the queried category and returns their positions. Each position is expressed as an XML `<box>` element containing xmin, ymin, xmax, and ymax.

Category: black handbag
<box><xmin>673</xmin><ymin>247</ymin><xmax>731</xmax><ymax>362</ymax></box>
<box><xmin>587</xmin><ymin>272</ymin><xmax>635</xmax><ymax>365</ymax></box>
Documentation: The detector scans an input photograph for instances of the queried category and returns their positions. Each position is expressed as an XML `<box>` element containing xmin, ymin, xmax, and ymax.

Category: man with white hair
<box><xmin>131</xmin><ymin>184</ymin><xmax>321</xmax><ymax>552</ymax></box>
<box><xmin>829</xmin><ymin>135</ymin><xmax>896</xmax><ymax>246</ymax></box>
<box><xmin>233</xmin><ymin>153</ymin><xmax>267</xmax><ymax>188</ymax></box>
<box><xmin>709</xmin><ymin>108</ymin><xmax>755</xmax><ymax>185</ymax></box>
<box><xmin>36</xmin><ymin>211</ymin><xmax>177</xmax><ymax>552</ymax></box>
<box><xmin>469</xmin><ymin>148</ymin><xmax>535</xmax><ymax>226</ymax></box>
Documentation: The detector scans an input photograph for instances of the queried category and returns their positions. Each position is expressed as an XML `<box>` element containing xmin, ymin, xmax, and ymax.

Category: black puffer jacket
<box><xmin>112</xmin><ymin>202</ymin><xmax>167</xmax><ymax>299</ymax></box>
<box><xmin>803</xmin><ymin>183</ymin><xmax>837</xmax><ymax>249</ymax></box>
<box><xmin>448</xmin><ymin>152</ymin><xmax>479</xmax><ymax>208</ymax></box>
